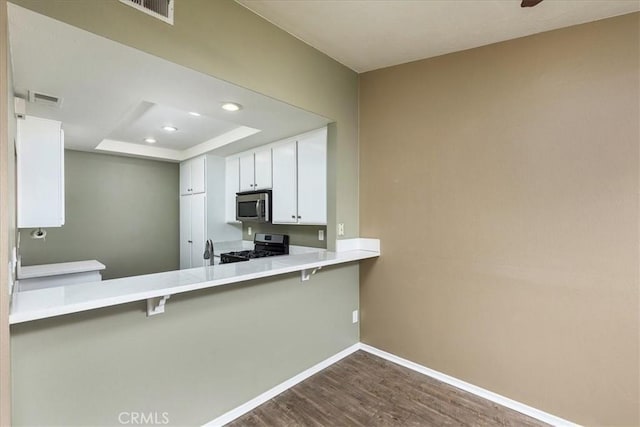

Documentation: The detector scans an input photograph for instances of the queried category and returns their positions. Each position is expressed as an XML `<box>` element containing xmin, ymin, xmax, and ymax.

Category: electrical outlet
<box><xmin>338</xmin><ymin>223</ymin><xmax>345</xmax><ymax>236</ymax></box>
<box><xmin>248</xmin><ymin>226</ymin><xmax>252</xmax><ymax>236</ymax></box>
<box><xmin>318</xmin><ymin>229</ymin><xmax>324</xmax><ymax>241</ymax></box>
<box><xmin>352</xmin><ymin>310</ymin><xmax>359</xmax><ymax>324</ymax></box>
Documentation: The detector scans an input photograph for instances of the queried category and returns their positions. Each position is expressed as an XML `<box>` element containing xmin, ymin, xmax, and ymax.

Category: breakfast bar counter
<box><xmin>10</xmin><ymin>239</ymin><xmax>380</xmax><ymax>324</ymax></box>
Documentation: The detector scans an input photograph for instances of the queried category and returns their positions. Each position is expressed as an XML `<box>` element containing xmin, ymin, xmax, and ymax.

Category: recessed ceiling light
<box><xmin>188</xmin><ymin>112</ymin><xmax>201</xmax><ymax>117</ymax></box>
<box><xmin>144</xmin><ymin>137</ymin><xmax>157</xmax><ymax>144</ymax></box>
<box><xmin>162</xmin><ymin>125</ymin><xmax>178</xmax><ymax>132</ymax></box>
<box><xmin>221</xmin><ymin>102</ymin><xmax>242</xmax><ymax>112</ymax></box>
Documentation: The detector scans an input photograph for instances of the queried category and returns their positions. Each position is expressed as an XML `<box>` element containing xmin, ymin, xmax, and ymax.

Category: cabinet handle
<box><xmin>297</xmin><ymin>216</ymin><xmax>301</xmax><ymax>219</ymax></box>
<box><xmin>291</xmin><ymin>215</ymin><xmax>296</xmax><ymax>219</ymax></box>
<box><xmin>188</xmin><ymin>240</ymin><xmax>193</xmax><ymax>243</ymax></box>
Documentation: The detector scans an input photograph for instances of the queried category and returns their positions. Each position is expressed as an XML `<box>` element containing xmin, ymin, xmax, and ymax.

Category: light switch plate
<box><xmin>352</xmin><ymin>309</ymin><xmax>359</xmax><ymax>323</ymax></box>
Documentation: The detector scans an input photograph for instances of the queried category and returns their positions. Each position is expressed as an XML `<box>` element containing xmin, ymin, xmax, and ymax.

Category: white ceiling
<box><xmin>237</xmin><ymin>0</ymin><xmax>640</xmax><ymax>73</ymax></box>
<box><xmin>8</xmin><ymin>4</ymin><xmax>330</xmax><ymax>162</ymax></box>
<box><xmin>106</xmin><ymin>102</ymin><xmax>241</xmax><ymax>150</ymax></box>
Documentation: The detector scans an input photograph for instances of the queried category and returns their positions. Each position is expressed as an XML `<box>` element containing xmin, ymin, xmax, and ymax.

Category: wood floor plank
<box><xmin>227</xmin><ymin>351</ymin><xmax>550</xmax><ymax>427</ymax></box>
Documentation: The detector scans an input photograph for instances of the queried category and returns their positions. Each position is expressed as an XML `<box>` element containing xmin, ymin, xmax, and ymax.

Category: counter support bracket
<box><xmin>301</xmin><ymin>266</ymin><xmax>322</xmax><ymax>282</ymax></box>
<box><xmin>147</xmin><ymin>295</ymin><xmax>171</xmax><ymax>316</ymax></box>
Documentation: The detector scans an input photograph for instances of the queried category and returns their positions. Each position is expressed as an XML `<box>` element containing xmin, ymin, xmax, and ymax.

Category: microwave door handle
<box><xmin>256</xmin><ymin>200</ymin><xmax>261</xmax><ymax>219</ymax></box>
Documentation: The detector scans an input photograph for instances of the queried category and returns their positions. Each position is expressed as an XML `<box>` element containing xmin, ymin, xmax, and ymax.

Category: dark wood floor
<box><xmin>228</xmin><ymin>351</ymin><xmax>549</xmax><ymax>427</ymax></box>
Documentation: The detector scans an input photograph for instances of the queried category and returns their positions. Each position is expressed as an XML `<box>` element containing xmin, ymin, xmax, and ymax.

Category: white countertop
<box><xmin>17</xmin><ymin>260</ymin><xmax>106</xmax><ymax>279</ymax></box>
<box><xmin>10</xmin><ymin>240</ymin><xmax>379</xmax><ymax>324</ymax></box>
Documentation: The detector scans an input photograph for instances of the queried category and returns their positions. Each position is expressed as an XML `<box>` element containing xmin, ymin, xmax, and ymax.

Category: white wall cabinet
<box><xmin>238</xmin><ymin>148</ymin><xmax>272</xmax><ymax>192</ymax></box>
<box><xmin>297</xmin><ymin>128</ymin><xmax>327</xmax><ymax>224</ymax></box>
<box><xmin>180</xmin><ymin>155</ymin><xmax>241</xmax><ymax>269</ymax></box>
<box><xmin>254</xmin><ymin>149</ymin><xmax>272</xmax><ymax>190</ymax></box>
<box><xmin>239</xmin><ymin>153</ymin><xmax>254</xmax><ymax>192</ymax></box>
<box><xmin>225</xmin><ymin>157</ymin><xmax>240</xmax><ymax>223</ymax></box>
<box><xmin>17</xmin><ymin>115</ymin><xmax>65</xmax><ymax>228</ymax></box>
<box><xmin>272</xmin><ymin>128</ymin><xmax>327</xmax><ymax>225</ymax></box>
<box><xmin>271</xmin><ymin>140</ymin><xmax>298</xmax><ymax>224</ymax></box>
<box><xmin>180</xmin><ymin>156</ymin><xmax>206</xmax><ymax>195</ymax></box>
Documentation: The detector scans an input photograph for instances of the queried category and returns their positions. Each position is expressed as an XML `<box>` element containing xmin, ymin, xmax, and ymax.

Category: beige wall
<box><xmin>8</xmin><ymin>0</ymin><xmax>360</xmax><ymax>425</ymax></box>
<box><xmin>20</xmin><ymin>150</ymin><xmax>179</xmax><ymax>280</ymax></box>
<box><xmin>359</xmin><ymin>13</ymin><xmax>639</xmax><ymax>427</ymax></box>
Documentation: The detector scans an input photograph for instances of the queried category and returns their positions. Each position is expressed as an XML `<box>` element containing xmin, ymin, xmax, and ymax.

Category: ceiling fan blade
<box><xmin>521</xmin><ymin>0</ymin><xmax>544</xmax><ymax>7</ymax></box>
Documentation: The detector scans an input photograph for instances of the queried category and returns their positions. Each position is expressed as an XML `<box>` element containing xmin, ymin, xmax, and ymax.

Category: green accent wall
<box><xmin>20</xmin><ymin>150</ymin><xmax>179</xmax><ymax>280</ymax></box>
<box><xmin>11</xmin><ymin>265</ymin><xmax>359</xmax><ymax>426</ymax></box>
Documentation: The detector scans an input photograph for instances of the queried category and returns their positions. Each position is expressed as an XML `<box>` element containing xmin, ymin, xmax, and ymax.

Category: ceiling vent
<box><xmin>119</xmin><ymin>0</ymin><xmax>174</xmax><ymax>25</ymax></box>
<box><xmin>28</xmin><ymin>90</ymin><xmax>63</xmax><ymax>108</ymax></box>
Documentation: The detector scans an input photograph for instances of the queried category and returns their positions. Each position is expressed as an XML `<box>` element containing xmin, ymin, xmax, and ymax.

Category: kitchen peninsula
<box><xmin>10</xmin><ymin>239</ymin><xmax>379</xmax><ymax>324</ymax></box>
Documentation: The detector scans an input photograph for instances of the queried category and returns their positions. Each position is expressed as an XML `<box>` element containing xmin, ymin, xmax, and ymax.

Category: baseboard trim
<box><xmin>205</xmin><ymin>342</ymin><xmax>579</xmax><ymax>427</ymax></box>
<box><xmin>359</xmin><ymin>344</ymin><xmax>580</xmax><ymax>427</ymax></box>
<box><xmin>203</xmin><ymin>343</ymin><xmax>361</xmax><ymax>427</ymax></box>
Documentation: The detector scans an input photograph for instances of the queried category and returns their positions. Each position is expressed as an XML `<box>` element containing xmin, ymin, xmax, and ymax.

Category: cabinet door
<box><xmin>271</xmin><ymin>140</ymin><xmax>298</xmax><ymax>224</ymax></box>
<box><xmin>17</xmin><ymin>116</ymin><xmax>64</xmax><ymax>227</ymax></box>
<box><xmin>179</xmin><ymin>161</ymin><xmax>192</xmax><ymax>195</ymax></box>
<box><xmin>225</xmin><ymin>157</ymin><xmax>240</xmax><ymax>222</ymax></box>
<box><xmin>190</xmin><ymin>156</ymin><xmax>206</xmax><ymax>194</ymax></box>
<box><xmin>297</xmin><ymin>128</ymin><xmax>327</xmax><ymax>225</ymax></box>
<box><xmin>190</xmin><ymin>193</ymin><xmax>207</xmax><ymax>268</ymax></box>
<box><xmin>239</xmin><ymin>153</ymin><xmax>255</xmax><ymax>192</ymax></box>
<box><xmin>179</xmin><ymin>195</ymin><xmax>192</xmax><ymax>269</ymax></box>
<box><xmin>254</xmin><ymin>148</ymin><xmax>272</xmax><ymax>190</ymax></box>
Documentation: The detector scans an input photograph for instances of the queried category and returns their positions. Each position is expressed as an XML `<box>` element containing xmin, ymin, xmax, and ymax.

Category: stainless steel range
<box><xmin>220</xmin><ymin>233</ymin><xmax>289</xmax><ymax>264</ymax></box>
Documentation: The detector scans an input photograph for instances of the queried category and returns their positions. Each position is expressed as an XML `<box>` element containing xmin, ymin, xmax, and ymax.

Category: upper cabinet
<box><xmin>272</xmin><ymin>139</ymin><xmax>298</xmax><ymax>224</ymax></box>
<box><xmin>17</xmin><ymin>116</ymin><xmax>65</xmax><ymax>228</ymax></box>
<box><xmin>239</xmin><ymin>147</ymin><xmax>272</xmax><ymax>192</ymax></box>
<box><xmin>226</xmin><ymin>126</ymin><xmax>327</xmax><ymax>226</ymax></box>
<box><xmin>180</xmin><ymin>156</ymin><xmax>206</xmax><ymax>195</ymax></box>
<box><xmin>225</xmin><ymin>157</ymin><xmax>240</xmax><ymax>223</ymax></box>
<box><xmin>272</xmin><ymin>128</ymin><xmax>327</xmax><ymax>225</ymax></box>
<box><xmin>296</xmin><ymin>128</ymin><xmax>327</xmax><ymax>225</ymax></box>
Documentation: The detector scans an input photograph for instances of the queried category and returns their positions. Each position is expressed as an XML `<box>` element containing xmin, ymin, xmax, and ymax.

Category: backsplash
<box><xmin>242</xmin><ymin>223</ymin><xmax>327</xmax><ymax>249</ymax></box>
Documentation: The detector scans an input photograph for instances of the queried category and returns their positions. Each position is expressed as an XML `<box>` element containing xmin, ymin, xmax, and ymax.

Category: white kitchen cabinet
<box><xmin>254</xmin><ymin>148</ymin><xmax>272</xmax><ymax>190</ymax></box>
<box><xmin>180</xmin><ymin>155</ymin><xmax>206</xmax><ymax>195</ymax></box>
<box><xmin>239</xmin><ymin>153</ymin><xmax>254</xmax><ymax>192</ymax></box>
<box><xmin>238</xmin><ymin>148</ymin><xmax>272</xmax><ymax>192</ymax></box>
<box><xmin>297</xmin><ymin>128</ymin><xmax>327</xmax><ymax>225</ymax></box>
<box><xmin>17</xmin><ymin>116</ymin><xmax>65</xmax><ymax>228</ymax></box>
<box><xmin>271</xmin><ymin>140</ymin><xmax>298</xmax><ymax>224</ymax></box>
<box><xmin>180</xmin><ymin>193</ymin><xmax>206</xmax><ymax>269</ymax></box>
<box><xmin>225</xmin><ymin>157</ymin><xmax>240</xmax><ymax>223</ymax></box>
<box><xmin>272</xmin><ymin>127</ymin><xmax>327</xmax><ymax>225</ymax></box>
<box><xmin>181</xmin><ymin>155</ymin><xmax>241</xmax><ymax>269</ymax></box>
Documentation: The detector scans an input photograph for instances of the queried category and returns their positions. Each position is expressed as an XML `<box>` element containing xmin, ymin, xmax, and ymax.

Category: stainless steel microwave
<box><xmin>236</xmin><ymin>190</ymin><xmax>271</xmax><ymax>223</ymax></box>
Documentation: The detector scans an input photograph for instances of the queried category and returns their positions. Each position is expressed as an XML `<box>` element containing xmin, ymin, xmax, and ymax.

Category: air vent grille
<box><xmin>28</xmin><ymin>90</ymin><xmax>63</xmax><ymax>108</ymax></box>
<box><xmin>119</xmin><ymin>0</ymin><xmax>174</xmax><ymax>25</ymax></box>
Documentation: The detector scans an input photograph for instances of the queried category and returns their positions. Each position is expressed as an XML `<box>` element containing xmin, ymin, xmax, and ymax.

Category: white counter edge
<box><xmin>336</xmin><ymin>238</ymin><xmax>380</xmax><ymax>253</ymax></box>
<box><xmin>17</xmin><ymin>260</ymin><xmax>106</xmax><ymax>279</ymax></box>
<box><xmin>10</xmin><ymin>243</ymin><xmax>379</xmax><ymax>325</ymax></box>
